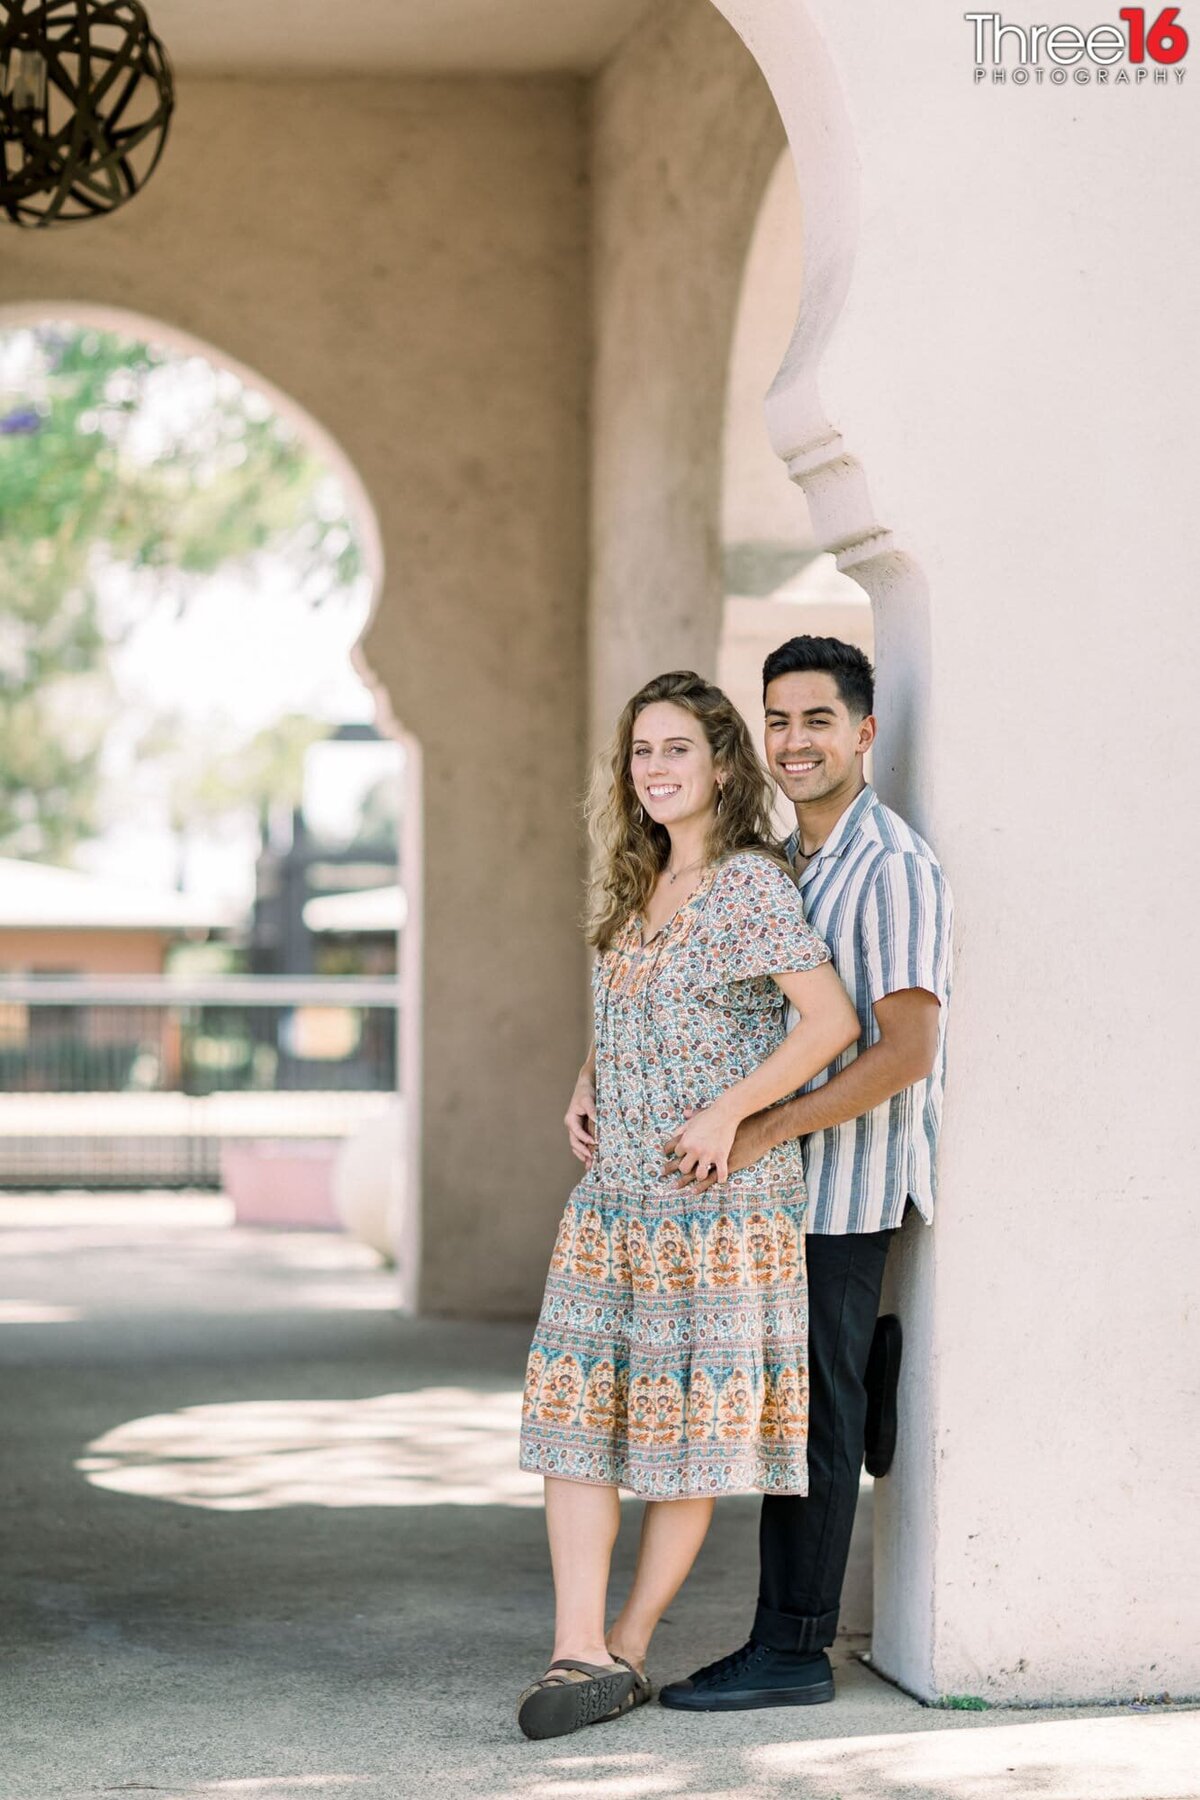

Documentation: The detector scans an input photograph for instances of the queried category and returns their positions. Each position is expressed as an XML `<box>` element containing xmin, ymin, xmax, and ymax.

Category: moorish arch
<box><xmin>717</xmin><ymin>145</ymin><xmax>874</xmax><ymax>830</ymax></box>
<box><xmin>586</xmin><ymin>0</ymin><xmax>792</xmax><ymax>747</ymax></box>
<box><xmin>709</xmin><ymin>0</ymin><xmax>932</xmax><ymax>821</ymax></box>
<box><xmin>0</xmin><ymin>298</ymin><xmax>424</xmax><ymax>1310</ymax></box>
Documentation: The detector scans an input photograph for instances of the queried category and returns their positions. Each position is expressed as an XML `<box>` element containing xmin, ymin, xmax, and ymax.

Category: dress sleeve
<box><xmin>708</xmin><ymin>852</ymin><xmax>831</xmax><ymax>985</ymax></box>
<box><xmin>861</xmin><ymin>852</ymin><xmax>953</xmax><ymax>1006</ymax></box>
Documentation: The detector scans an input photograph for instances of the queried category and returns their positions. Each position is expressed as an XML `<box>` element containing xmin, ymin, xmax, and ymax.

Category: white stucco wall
<box><xmin>714</xmin><ymin>0</ymin><xmax>1200</xmax><ymax>1703</ymax></box>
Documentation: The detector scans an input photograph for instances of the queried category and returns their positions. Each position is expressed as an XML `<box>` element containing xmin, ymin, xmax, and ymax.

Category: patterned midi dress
<box><xmin>519</xmin><ymin>851</ymin><xmax>832</xmax><ymax>1499</ymax></box>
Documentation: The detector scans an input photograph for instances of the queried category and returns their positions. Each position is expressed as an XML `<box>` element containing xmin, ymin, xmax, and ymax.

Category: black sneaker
<box><xmin>658</xmin><ymin>1640</ymin><xmax>835</xmax><ymax>1711</ymax></box>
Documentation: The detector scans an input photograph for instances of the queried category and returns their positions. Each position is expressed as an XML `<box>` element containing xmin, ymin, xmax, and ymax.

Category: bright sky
<box><xmin>82</xmin><ymin>561</ymin><xmax>400</xmax><ymax>907</ymax></box>
<box><xmin>100</xmin><ymin>564</ymin><xmax>376</xmax><ymax>734</ymax></box>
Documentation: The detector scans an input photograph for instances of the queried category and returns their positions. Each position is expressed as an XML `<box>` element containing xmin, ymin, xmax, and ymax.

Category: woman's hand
<box><xmin>664</xmin><ymin>1109</ymin><xmax>772</xmax><ymax>1191</ymax></box>
<box><xmin>565</xmin><ymin>1069</ymin><xmax>598</xmax><ymax>1167</ymax></box>
<box><xmin>665</xmin><ymin>1100</ymin><xmax>740</xmax><ymax>1186</ymax></box>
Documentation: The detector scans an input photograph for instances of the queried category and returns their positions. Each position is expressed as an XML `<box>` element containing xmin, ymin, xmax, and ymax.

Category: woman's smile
<box><xmin>630</xmin><ymin>700</ymin><xmax>721</xmax><ymax>824</ymax></box>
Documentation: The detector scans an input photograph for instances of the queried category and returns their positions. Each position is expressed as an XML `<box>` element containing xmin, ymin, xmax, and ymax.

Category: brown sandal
<box><xmin>517</xmin><ymin>1659</ymin><xmax>636</xmax><ymax>1741</ymax></box>
<box><xmin>609</xmin><ymin>1653</ymin><xmax>653</xmax><ymax>1713</ymax></box>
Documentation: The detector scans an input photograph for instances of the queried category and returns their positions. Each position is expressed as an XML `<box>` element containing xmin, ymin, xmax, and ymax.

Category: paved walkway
<box><xmin>2</xmin><ymin>1196</ymin><xmax>1196</xmax><ymax>1800</ymax></box>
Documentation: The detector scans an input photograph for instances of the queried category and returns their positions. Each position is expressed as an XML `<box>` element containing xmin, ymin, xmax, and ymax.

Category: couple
<box><xmin>516</xmin><ymin>635</ymin><xmax>953</xmax><ymax>1742</ymax></box>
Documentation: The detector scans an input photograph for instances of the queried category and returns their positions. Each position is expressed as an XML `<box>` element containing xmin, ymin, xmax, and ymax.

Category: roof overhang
<box><xmin>146</xmin><ymin>0</ymin><xmax>650</xmax><ymax>77</ymax></box>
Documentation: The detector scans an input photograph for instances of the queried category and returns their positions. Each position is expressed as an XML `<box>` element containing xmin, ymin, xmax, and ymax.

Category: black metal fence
<box><xmin>0</xmin><ymin>976</ymin><xmax>400</xmax><ymax>1189</ymax></box>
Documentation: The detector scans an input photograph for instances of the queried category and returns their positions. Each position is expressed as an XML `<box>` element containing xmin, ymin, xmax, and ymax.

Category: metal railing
<box><xmin>0</xmin><ymin>975</ymin><xmax>400</xmax><ymax>1189</ymax></box>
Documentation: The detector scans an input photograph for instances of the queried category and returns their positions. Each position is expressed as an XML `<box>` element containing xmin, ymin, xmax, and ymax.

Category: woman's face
<box><xmin>630</xmin><ymin>701</ymin><xmax>720</xmax><ymax>832</ymax></box>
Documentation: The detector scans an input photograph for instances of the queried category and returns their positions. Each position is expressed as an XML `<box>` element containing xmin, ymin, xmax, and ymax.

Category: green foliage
<box><xmin>138</xmin><ymin>711</ymin><xmax>332</xmax><ymax>837</ymax></box>
<box><xmin>0</xmin><ymin>323</ymin><xmax>363</xmax><ymax>861</ymax></box>
<box><xmin>938</xmin><ymin>1694</ymin><xmax>990</xmax><ymax>1710</ymax></box>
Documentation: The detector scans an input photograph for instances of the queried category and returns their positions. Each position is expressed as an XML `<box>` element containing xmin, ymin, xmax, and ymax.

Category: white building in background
<box><xmin>302</xmin><ymin>886</ymin><xmax>407</xmax><ymax>937</ymax></box>
<box><xmin>0</xmin><ymin>857</ymin><xmax>234</xmax><ymax>974</ymax></box>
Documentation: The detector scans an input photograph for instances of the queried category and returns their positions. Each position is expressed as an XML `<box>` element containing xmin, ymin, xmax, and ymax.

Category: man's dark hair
<box><xmin>762</xmin><ymin>635</ymin><xmax>875</xmax><ymax>719</ymax></box>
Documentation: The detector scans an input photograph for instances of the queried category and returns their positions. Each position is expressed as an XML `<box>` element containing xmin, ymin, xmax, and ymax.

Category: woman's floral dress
<box><xmin>519</xmin><ymin>851</ymin><xmax>832</xmax><ymax>1498</ymax></box>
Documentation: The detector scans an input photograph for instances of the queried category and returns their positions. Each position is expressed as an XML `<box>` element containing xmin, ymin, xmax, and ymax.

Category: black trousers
<box><xmin>753</xmin><ymin>1226</ymin><xmax>896</xmax><ymax>1653</ymax></box>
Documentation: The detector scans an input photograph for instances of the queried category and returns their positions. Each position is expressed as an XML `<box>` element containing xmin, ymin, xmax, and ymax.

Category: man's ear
<box><xmin>857</xmin><ymin>713</ymin><xmax>878</xmax><ymax>756</ymax></box>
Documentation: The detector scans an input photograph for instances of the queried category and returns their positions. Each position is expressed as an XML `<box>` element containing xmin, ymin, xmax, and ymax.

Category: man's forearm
<box><xmin>755</xmin><ymin>1039</ymin><xmax>925</xmax><ymax>1149</ymax></box>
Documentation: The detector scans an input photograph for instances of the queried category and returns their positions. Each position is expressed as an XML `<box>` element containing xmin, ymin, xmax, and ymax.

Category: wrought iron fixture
<box><xmin>0</xmin><ymin>0</ymin><xmax>173</xmax><ymax>227</ymax></box>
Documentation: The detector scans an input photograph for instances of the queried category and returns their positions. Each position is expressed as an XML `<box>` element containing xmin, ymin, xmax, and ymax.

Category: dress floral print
<box><xmin>519</xmin><ymin>851</ymin><xmax>831</xmax><ymax>1499</ymax></box>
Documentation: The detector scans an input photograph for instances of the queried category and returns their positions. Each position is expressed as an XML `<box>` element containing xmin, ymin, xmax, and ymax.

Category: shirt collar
<box><xmin>786</xmin><ymin>784</ymin><xmax>878</xmax><ymax>876</ymax></box>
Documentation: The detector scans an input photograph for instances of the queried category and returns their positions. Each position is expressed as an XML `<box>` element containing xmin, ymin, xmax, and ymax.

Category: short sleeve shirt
<box><xmin>785</xmin><ymin>786</ymin><xmax>954</xmax><ymax>1234</ymax></box>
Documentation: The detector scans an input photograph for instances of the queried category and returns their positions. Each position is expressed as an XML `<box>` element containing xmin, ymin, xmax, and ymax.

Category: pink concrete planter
<box><xmin>220</xmin><ymin>1139</ymin><xmax>342</xmax><ymax>1230</ymax></box>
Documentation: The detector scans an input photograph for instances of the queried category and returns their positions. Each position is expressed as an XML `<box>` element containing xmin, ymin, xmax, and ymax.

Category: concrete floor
<box><xmin>2</xmin><ymin>1195</ymin><xmax>1196</xmax><ymax>1800</ymax></box>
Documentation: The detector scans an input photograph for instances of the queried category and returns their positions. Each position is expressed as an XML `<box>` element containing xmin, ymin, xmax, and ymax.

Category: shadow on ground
<box><xmin>2</xmin><ymin>1197</ymin><xmax>1194</xmax><ymax>1800</ymax></box>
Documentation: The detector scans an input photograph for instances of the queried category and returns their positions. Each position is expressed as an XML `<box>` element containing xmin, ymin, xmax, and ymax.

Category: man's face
<box><xmin>763</xmin><ymin>671</ymin><xmax>875</xmax><ymax>806</ymax></box>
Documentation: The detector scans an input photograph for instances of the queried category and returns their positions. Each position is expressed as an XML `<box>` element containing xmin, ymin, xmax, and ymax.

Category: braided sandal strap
<box><xmin>517</xmin><ymin>1660</ymin><xmax>625</xmax><ymax>1707</ymax></box>
<box><xmin>548</xmin><ymin>1659</ymin><xmax>627</xmax><ymax>1678</ymax></box>
<box><xmin>608</xmin><ymin>1654</ymin><xmax>653</xmax><ymax>1706</ymax></box>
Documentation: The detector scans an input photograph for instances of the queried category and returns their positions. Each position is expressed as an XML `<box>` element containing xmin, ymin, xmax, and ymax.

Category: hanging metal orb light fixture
<box><xmin>0</xmin><ymin>0</ymin><xmax>173</xmax><ymax>227</ymax></box>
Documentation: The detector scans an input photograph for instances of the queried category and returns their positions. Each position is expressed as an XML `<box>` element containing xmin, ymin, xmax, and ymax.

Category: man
<box><xmin>659</xmin><ymin>634</ymin><xmax>953</xmax><ymax>1711</ymax></box>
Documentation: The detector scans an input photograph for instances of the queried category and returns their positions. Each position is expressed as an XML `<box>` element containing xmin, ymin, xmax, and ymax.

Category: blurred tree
<box><xmin>134</xmin><ymin>711</ymin><xmax>332</xmax><ymax>886</ymax></box>
<box><xmin>348</xmin><ymin>771</ymin><xmax>400</xmax><ymax>856</ymax></box>
<box><xmin>0</xmin><ymin>324</ymin><xmax>363</xmax><ymax>861</ymax></box>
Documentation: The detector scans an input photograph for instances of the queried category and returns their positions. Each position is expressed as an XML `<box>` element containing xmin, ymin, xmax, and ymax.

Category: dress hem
<box><xmin>519</xmin><ymin>1452</ymin><xmax>810</xmax><ymax>1502</ymax></box>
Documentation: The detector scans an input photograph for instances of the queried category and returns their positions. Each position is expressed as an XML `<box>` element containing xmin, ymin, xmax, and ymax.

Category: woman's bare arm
<box><xmin>564</xmin><ymin>1041</ymin><xmax>598</xmax><ymax>1165</ymax></box>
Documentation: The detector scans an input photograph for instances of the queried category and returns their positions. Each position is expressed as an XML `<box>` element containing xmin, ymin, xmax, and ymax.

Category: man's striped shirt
<box><xmin>785</xmin><ymin>785</ymin><xmax>953</xmax><ymax>1235</ymax></box>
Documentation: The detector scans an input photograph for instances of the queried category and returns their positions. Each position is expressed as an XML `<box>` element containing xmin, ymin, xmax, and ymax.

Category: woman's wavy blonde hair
<box><xmin>586</xmin><ymin>670</ymin><xmax>788</xmax><ymax>952</ymax></box>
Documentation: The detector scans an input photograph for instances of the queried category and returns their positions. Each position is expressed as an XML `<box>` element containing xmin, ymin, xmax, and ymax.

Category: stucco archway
<box><xmin>588</xmin><ymin>0</ymin><xmax>792</xmax><ymax>746</ymax></box>
<box><xmin>0</xmin><ymin>299</ymin><xmax>424</xmax><ymax>1306</ymax></box>
<box><xmin>716</xmin><ymin>145</ymin><xmax>875</xmax><ymax>830</ymax></box>
<box><xmin>706</xmin><ymin>0</ymin><xmax>932</xmax><ymax>821</ymax></box>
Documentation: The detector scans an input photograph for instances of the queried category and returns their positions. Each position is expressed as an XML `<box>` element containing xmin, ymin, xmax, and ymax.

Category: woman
<box><xmin>516</xmin><ymin>671</ymin><xmax>859</xmax><ymax>1742</ymax></box>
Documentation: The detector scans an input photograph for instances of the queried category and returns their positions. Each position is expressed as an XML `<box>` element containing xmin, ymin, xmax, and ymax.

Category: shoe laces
<box><xmin>693</xmin><ymin>1640</ymin><xmax>764</xmax><ymax>1685</ymax></box>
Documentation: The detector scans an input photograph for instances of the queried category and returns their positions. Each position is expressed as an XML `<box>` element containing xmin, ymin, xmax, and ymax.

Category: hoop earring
<box><xmin>636</xmin><ymin>804</ymin><xmax>646</xmax><ymax>825</ymax></box>
<box><xmin>715</xmin><ymin>788</ymin><xmax>724</xmax><ymax>815</ymax></box>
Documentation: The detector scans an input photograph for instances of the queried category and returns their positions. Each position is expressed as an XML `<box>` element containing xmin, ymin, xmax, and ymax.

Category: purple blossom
<box><xmin>0</xmin><ymin>406</ymin><xmax>42</xmax><ymax>436</ymax></box>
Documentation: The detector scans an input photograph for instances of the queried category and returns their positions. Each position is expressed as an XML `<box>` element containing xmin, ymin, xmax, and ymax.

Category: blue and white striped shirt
<box><xmin>785</xmin><ymin>786</ymin><xmax>953</xmax><ymax>1235</ymax></box>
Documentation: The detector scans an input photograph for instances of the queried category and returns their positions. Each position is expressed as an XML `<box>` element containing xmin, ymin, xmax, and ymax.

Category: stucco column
<box><xmin>589</xmin><ymin>0</ymin><xmax>785</xmax><ymax>752</ymax></box>
<box><xmin>713</xmin><ymin>0</ymin><xmax>1200</xmax><ymax>1703</ymax></box>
